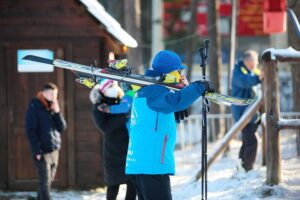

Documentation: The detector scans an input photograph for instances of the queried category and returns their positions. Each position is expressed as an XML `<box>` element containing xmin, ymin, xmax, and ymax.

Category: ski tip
<box><xmin>22</xmin><ymin>55</ymin><xmax>54</xmax><ymax>65</ymax></box>
<box><xmin>22</xmin><ymin>55</ymin><xmax>33</xmax><ymax>60</ymax></box>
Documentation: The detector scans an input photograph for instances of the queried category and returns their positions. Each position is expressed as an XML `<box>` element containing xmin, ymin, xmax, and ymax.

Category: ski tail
<box><xmin>206</xmin><ymin>93</ymin><xmax>258</xmax><ymax>106</ymax></box>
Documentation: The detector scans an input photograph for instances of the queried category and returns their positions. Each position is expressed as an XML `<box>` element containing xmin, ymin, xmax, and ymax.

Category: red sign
<box><xmin>164</xmin><ymin>0</ymin><xmax>274</xmax><ymax>37</ymax></box>
<box><xmin>197</xmin><ymin>2</ymin><xmax>232</xmax><ymax>36</ymax></box>
<box><xmin>263</xmin><ymin>0</ymin><xmax>286</xmax><ymax>33</ymax></box>
<box><xmin>237</xmin><ymin>0</ymin><xmax>266</xmax><ymax>36</ymax></box>
<box><xmin>163</xmin><ymin>1</ymin><xmax>231</xmax><ymax>37</ymax></box>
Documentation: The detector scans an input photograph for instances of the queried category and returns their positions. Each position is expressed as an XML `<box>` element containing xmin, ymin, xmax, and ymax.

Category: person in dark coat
<box><xmin>25</xmin><ymin>82</ymin><xmax>67</xmax><ymax>200</ymax></box>
<box><xmin>89</xmin><ymin>79</ymin><xmax>136</xmax><ymax>200</ymax></box>
<box><xmin>231</xmin><ymin>50</ymin><xmax>264</xmax><ymax>171</ymax></box>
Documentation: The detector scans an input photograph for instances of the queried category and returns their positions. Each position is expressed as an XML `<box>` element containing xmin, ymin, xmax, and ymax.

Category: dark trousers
<box><xmin>34</xmin><ymin>150</ymin><xmax>59</xmax><ymax>200</ymax></box>
<box><xmin>239</xmin><ymin>123</ymin><xmax>259</xmax><ymax>171</ymax></box>
<box><xmin>106</xmin><ymin>180</ymin><xmax>137</xmax><ymax>200</ymax></box>
<box><xmin>131</xmin><ymin>174</ymin><xmax>172</xmax><ymax>200</ymax></box>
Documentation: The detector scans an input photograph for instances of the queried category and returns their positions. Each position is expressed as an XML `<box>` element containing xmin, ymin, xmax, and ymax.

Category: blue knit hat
<box><xmin>152</xmin><ymin>50</ymin><xmax>186</xmax><ymax>74</ymax></box>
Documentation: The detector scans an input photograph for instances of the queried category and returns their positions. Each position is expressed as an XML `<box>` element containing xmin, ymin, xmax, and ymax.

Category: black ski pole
<box><xmin>199</xmin><ymin>39</ymin><xmax>210</xmax><ymax>200</ymax></box>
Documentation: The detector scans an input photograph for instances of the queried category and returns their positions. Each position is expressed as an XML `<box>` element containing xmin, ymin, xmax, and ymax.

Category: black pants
<box><xmin>34</xmin><ymin>150</ymin><xmax>59</xmax><ymax>200</ymax></box>
<box><xmin>106</xmin><ymin>180</ymin><xmax>136</xmax><ymax>200</ymax></box>
<box><xmin>131</xmin><ymin>174</ymin><xmax>172</xmax><ymax>200</ymax></box>
<box><xmin>239</xmin><ymin>123</ymin><xmax>259</xmax><ymax>171</ymax></box>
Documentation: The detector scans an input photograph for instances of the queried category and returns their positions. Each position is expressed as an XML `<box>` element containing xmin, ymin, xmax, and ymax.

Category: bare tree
<box><xmin>124</xmin><ymin>0</ymin><xmax>143</xmax><ymax>73</ymax></box>
<box><xmin>288</xmin><ymin>0</ymin><xmax>300</xmax><ymax>154</ymax></box>
<box><xmin>186</xmin><ymin>0</ymin><xmax>199</xmax><ymax>82</ymax></box>
<box><xmin>207</xmin><ymin>0</ymin><xmax>223</xmax><ymax>139</ymax></box>
<box><xmin>288</xmin><ymin>0</ymin><xmax>300</xmax><ymax>112</ymax></box>
<box><xmin>99</xmin><ymin>0</ymin><xmax>124</xmax><ymax>25</ymax></box>
<box><xmin>141</xmin><ymin>0</ymin><xmax>152</xmax><ymax>67</ymax></box>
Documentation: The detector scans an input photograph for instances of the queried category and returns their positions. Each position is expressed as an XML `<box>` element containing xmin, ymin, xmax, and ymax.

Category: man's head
<box><xmin>152</xmin><ymin>50</ymin><xmax>186</xmax><ymax>75</ymax></box>
<box><xmin>42</xmin><ymin>82</ymin><xmax>58</xmax><ymax>102</ymax></box>
<box><xmin>242</xmin><ymin>50</ymin><xmax>258</xmax><ymax>71</ymax></box>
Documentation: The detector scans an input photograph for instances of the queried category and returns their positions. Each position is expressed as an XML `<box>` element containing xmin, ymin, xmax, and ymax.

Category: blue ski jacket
<box><xmin>125</xmin><ymin>82</ymin><xmax>206</xmax><ymax>175</ymax></box>
<box><xmin>109</xmin><ymin>91</ymin><xmax>134</xmax><ymax>130</ymax></box>
<box><xmin>110</xmin><ymin>91</ymin><xmax>134</xmax><ymax>114</ymax></box>
<box><xmin>231</xmin><ymin>61</ymin><xmax>261</xmax><ymax>123</ymax></box>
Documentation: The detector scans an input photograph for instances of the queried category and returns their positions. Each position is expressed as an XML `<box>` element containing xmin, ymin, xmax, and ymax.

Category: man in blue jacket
<box><xmin>25</xmin><ymin>83</ymin><xmax>66</xmax><ymax>200</ymax></box>
<box><xmin>231</xmin><ymin>50</ymin><xmax>264</xmax><ymax>171</ymax></box>
<box><xmin>125</xmin><ymin>50</ymin><xmax>214</xmax><ymax>200</ymax></box>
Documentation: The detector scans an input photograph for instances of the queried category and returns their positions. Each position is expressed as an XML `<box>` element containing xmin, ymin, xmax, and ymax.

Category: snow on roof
<box><xmin>79</xmin><ymin>0</ymin><xmax>138</xmax><ymax>48</ymax></box>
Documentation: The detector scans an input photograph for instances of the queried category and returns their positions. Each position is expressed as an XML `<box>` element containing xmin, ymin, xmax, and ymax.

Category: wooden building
<box><xmin>0</xmin><ymin>0</ymin><xmax>137</xmax><ymax>190</ymax></box>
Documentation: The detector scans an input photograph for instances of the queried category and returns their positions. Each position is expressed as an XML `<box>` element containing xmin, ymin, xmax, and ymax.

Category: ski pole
<box><xmin>199</xmin><ymin>39</ymin><xmax>210</xmax><ymax>200</ymax></box>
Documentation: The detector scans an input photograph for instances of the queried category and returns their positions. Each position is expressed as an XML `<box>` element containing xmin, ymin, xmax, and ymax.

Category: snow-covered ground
<box><xmin>1</xmin><ymin>131</ymin><xmax>299</xmax><ymax>200</ymax></box>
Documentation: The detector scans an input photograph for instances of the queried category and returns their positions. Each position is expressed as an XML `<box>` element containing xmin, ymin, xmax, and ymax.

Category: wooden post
<box><xmin>297</xmin><ymin>130</ymin><xmax>300</xmax><ymax>156</ymax></box>
<box><xmin>260</xmin><ymin>86</ymin><xmax>266</xmax><ymax>166</ymax></box>
<box><xmin>262</xmin><ymin>55</ymin><xmax>281</xmax><ymax>185</ymax></box>
<box><xmin>261</xmin><ymin>122</ymin><xmax>267</xmax><ymax>166</ymax></box>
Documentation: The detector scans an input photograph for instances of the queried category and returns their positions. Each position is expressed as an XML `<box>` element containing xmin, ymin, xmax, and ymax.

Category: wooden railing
<box><xmin>188</xmin><ymin>47</ymin><xmax>300</xmax><ymax>184</ymax></box>
<box><xmin>191</xmin><ymin>96</ymin><xmax>263</xmax><ymax>181</ymax></box>
<box><xmin>261</xmin><ymin>47</ymin><xmax>300</xmax><ymax>185</ymax></box>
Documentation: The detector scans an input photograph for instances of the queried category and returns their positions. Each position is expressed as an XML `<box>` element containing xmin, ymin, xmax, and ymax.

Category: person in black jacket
<box><xmin>90</xmin><ymin>79</ymin><xmax>136</xmax><ymax>200</ymax></box>
<box><xmin>25</xmin><ymin>83</ymin><xmax>66</xmax><ymax>200</ymax></box>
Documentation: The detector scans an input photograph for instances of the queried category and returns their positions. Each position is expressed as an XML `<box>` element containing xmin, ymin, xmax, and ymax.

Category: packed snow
<box><xmin>1</xmin><ymin>130</ymin><xmax>299</xmax><ymax>200</ymax></box>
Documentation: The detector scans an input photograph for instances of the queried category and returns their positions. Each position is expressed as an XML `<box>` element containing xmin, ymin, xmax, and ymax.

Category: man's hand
<box><xmin>51</xmin><ymin>98</ymin><xmax>60</xmax><ymax>113</ymax></box>
<box><xmin>197</xmin><ymin>80</ymin><xmax>215</xmax><ymax>93</ymax></box>
<box><xmin>98</xmin><ymin>103</ymin><xmax>110</xmax><ymax>113</ymax></box>
<box><xmin>177</xmin><ymin>75</ymin><xmax>190</xmax><ymax>88</ymax></box>
<box><xmin>180</xmin><ymin>75</ymin><xmax>189</xmax><ymax>86</ymax></box>
<box><xmin>259</xmin><ymin>69</ymin><xmax>265</xmax><ymax>81</ymax></box>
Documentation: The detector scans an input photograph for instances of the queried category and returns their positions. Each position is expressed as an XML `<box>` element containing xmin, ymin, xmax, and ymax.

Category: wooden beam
<box><xmin>64</xmin><ymin>45</ymin><xmax>76</xmax><ymax>188</ymax></box>
<box><xmin>277</xmin><ymin>119</ymin><xmax>300</xmax><ymax>129</ymax></box>
<box><xmin>297</xmin><ymin>130</ymin><xmax>300</xmax><ymax>156</ymax></box>
<box><xmin>193</xmin><ymin>96</ymin><xmax>263</xmax><ymax>181</ymax></box>
<box><xmin>261</xmin><ymin>47</ymin><xmax>300</xmax><ymax>62</ymax></box>
<box><xmin>0</xmin><ymin>45</ymin><xmax>8</xmax><ymax>189</ymax></box>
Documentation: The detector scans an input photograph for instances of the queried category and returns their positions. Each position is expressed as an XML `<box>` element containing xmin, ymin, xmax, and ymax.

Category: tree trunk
<box><xmin>141</xmin><ymin>0</ymin><xmax>152</xmax><ymax>67</ymax></box>
<box><xmin>124</xmin><ymin>0</ymin><xmax>143</xmax><ymax>73</ymax></box>
<box><xmin>288</xmin><ymin>0</ymin><xmax>300</xmax><ymax>156</ymax></box>
<box><xmin>99</xmin><ymin>0</ymin><xmax>124</xmax><ymax>26</ymax></box>
<box><xmin>288</xmin><ymin>0</ymin><xmax>300</xmax><ymax>112</ymax></box>
<box><xmin>186</xmin><ymin>0</ymin><xmax>199</xmax><ymax>82</ymax></box>
<box><xmin>207</xmin><ymin>0</ymin><xmax>223</xmax><ymax>139</ymax></box>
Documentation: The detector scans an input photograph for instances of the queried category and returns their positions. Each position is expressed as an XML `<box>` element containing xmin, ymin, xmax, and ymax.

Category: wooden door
<box><xmin>6</xmin><ymin>42</ymin><xmax>68</xmax><ymax>190</ymax></box>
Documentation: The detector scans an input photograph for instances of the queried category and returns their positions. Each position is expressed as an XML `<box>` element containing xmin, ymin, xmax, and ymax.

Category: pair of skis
<box><xmin>22</xmin><ymin>55</ymin><xmax>257</xmax><ymax>106</ymax></box>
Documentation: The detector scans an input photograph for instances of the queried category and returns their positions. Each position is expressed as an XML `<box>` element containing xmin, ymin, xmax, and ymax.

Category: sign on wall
<box><xmin>237</xmin><ymin>0</ymin><xmax>266</xmax><ymax>36</ymax></box>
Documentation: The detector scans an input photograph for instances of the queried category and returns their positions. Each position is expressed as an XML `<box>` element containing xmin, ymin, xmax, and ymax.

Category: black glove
<box><xmin>175</xmin><ymin>107</ymin><xmax>190</xmax><ymax>123</ymax></box>
<box><xmin>196</xmin><ymin>80</ymin><xmax>215</xmax><ymax>93</ymax></box>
